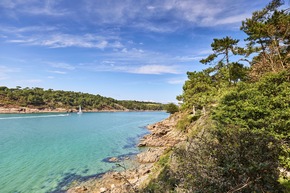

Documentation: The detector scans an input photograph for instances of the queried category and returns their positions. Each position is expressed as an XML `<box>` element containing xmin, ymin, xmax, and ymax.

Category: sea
<box><xmin>0</xmin><ymin>111</ymin><xmax>168</xmax><ymax>193</ymax></box>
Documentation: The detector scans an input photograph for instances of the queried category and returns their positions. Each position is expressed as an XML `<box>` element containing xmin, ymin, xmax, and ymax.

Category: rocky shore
<box><xmin>67</xmin><ymin>114</ymin><xmax>185</xmax><ymax>193</ymax></box>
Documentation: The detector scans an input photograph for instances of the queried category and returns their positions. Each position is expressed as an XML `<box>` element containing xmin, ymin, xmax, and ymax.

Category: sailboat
<box><xmin>77</xmin><ymin>105</ymin><xmax>83</xmax><ymax>114</ymax></box>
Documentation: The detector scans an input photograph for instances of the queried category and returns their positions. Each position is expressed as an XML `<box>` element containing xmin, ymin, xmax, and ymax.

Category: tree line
<box><xmin>0</xmin><ymin>86</ymin><xmax>164</xmax><ymax>111</ymax></box>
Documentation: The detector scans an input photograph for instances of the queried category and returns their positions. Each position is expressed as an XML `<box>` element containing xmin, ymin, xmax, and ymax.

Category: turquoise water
<box><xmin>0</xmin><ymin>112</ymin><xmax>168</xmax><ymax>193</ymax></box>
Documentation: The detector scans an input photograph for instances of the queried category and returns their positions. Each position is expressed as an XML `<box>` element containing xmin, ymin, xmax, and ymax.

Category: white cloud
<box><xmin>131</xmin><ymin>65</ymin><xmax>179</xmax><ymax>75</ymax></box>
<box><xmin>174</xmin><ymin>56</ymin><xmax>204</xmax><ymax>62</ymax></box>
<box><xmin>4</xmin><ymin>29</ymin><xmax>124</xmax><ymax>49</ymax></box>
<box><xmin>83</xmin><ymin>60</ymin><xmax>182</xmax><ymax>75</ymax></box>
<box><xmin>133</xmin><ymin>22</ymin><xmax>178</xmax><ymax>33</ymax></box>
<box><xmin>0</xmin><ymin>0</ymin><xmax>36</xmax><ymax>9</ymax></box>
<box><xmin>1</xmin><ymin>25</ymin><xmax>57</xmax><ymax>33</ymax></box>
<box><xmin>214</xmin><ymin>13</ymin><xmax>251</xmax><ymax>25</ymax></box>
<box><xmin>0</xmin><ymin>0</ymin><xmax>69</xmax><ymax>16</ymax></box>
<box><xmin>48</xmin><ymin>70</ymin><xmax>67</xmax><ymax>74</ymax></box>
<box><xmin>31</xmin><ymin>33</ymin><xmax>109</xmax><ymax>49</ymax></box>
<box><xmin>82</xmin><ymin>0</ymin><xmax>266</xmax><ymax>31</ymax></box>
<box><xmin>0</xmin><ymin>0</ymin><xmax>267</xmax><ymax>34</ymax></box>
<box><xmin>47</xmin><ymin>62</ymin><xmax>75</xmax><ymax>70</ymax></box>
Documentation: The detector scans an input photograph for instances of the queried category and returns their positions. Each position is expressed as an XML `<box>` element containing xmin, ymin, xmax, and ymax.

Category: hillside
<box><xmin>139</xmin><ymin>1</ymin><xmax>290</xmax><ymax>192</ymax></box>
<box><xmin>0</xmin><ymin>86</ymin><xmax>164</xmax><ymax>113</ymax></box>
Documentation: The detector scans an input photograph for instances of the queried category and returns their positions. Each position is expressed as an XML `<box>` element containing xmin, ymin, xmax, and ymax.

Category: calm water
<box><xmin>0</xmin><ymin>112</ymin><xmax>168</xmax><ymax>193</ymax></box>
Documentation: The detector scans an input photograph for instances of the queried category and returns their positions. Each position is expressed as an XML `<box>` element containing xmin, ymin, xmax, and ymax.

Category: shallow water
<box><xmin>0</xmin><ymin>112</ymin><xmax>168</xmax><ymax>193</ymax></box>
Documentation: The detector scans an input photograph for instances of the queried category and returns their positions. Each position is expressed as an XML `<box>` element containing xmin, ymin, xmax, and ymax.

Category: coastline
<box><xmin>0</xmin><ymin>107</ymin><xmax>165</xmax><ymax>114</ymax></box>
<box><xmin>67</xmin><ymin>113</ymin><xmax>185</xmax><ymax>193</ymax></box>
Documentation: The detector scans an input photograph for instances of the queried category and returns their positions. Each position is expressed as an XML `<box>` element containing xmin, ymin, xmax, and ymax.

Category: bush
<box><xmin>165</xmin><ymin>103</ymin><xmax>179</xmax><ymax>114</ymax></box>
<box><xmin>175</xmin><ymin>127</ymin><xmax>285</xmax><ymax>193</ymax></box>
<box><xmin>213</xmin><ymin>71</ymin><xmax>290</xmax><ymax>167</ymax></box>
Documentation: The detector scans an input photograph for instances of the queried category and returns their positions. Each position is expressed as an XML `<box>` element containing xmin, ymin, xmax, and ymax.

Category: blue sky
<box><xmin>0</xmin><ymin>0</ymin><xmax>272</xmax><ymax>103</ymax></box>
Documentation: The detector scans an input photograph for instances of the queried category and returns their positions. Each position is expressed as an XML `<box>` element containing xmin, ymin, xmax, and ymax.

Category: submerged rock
<box><xmin>108</xmin><ymin>157</ymin><xmax>119</xmax><ymax>162</ymax></box>
<box><xmin>67</xmin><ymin>114</ymin><xmax>185</xmax><ymax>193</ymax></box>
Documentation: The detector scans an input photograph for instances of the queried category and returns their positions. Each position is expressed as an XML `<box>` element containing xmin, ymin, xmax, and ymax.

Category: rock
<box><xmin>108</xmin><ymin>157</ymin><xmax>119</xmax><ymax>162</ymax></box>
<box><xmin>70</xmin><ymin>186</ymin><xmax>87</xmax><ymax>193</ymax></box>
<box><xmin>137</xmin><ymin>148</ymin><xmax>165</xmax><ymax>163</ymax></box>
<box><xmin>137</xmin><ymin>142</ymin><xmax>146</xmax><ymax>147</ymax></box>
<box><xmin>112</xmin><ymin>172</ymin><xmax>122</xmax><ymax>180</ymax></box>
<box><xmin>142</xmin><ymin>169</ymin><xmax>151</xmax><ymax>175</ymax></box>
<box><xmin>66</xmin><ymin>113</ymin><xmax>186</xmax><ymax>193</ymax></box>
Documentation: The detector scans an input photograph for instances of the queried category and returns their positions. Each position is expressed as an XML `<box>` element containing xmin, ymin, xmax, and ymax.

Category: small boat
<box><xmin>77</xmin><ymin>106</ymin><xmax>82</xmax><ymax>114</ymax></box>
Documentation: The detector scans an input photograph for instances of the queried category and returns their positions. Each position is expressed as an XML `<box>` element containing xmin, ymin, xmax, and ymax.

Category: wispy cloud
<box><xmin>1</xmin><ymin>25</ymin><xmax>57</xmax><ymax>33</ymax></box>
<box><xmin>79</xmin><ymin>0</ymin><xmax>263</xmax><ymax>30</ymax></box>
<box><xmin>131</xmin><ymin>65</ymin><xmax>179</xmax><ymax>74</ymax></box>
<box><xmin>1</xmin><ymin>25</ymin><xmax>124</xmax><ymax>49</ymax></box>
<box><xmin>0</xmin><ymin>0</ymin><xmax>267</xmax><ymax>33</ymax></box>
<box><xmin>214</xmin><ymin>13</ymin><xmax>252</xmax><ymax>25</ymax></box>
<box><xmin>174</xmin><ymin>56</ymin><xmax>204</xmax><ymax>62</ymax></box>
<box><xmin>39</xmin><ymin>34</ymin><xmax>109</xmax><ymax>49</ymax></box>
<box><xmin>0</xmin><ymin>0</ymin><xmax>69</xmax><ymax>16</ymax></box>
<box><xmin>46</xmin><ymin>62</ymin><xmax>75</xmax><ymax>70</ymax></box>
<box><xmin>86</xmin><ymin>62</ymin><xmax>181</xmax><ymax>75</ymax></box>
<box><xmin>7</xmin><ymin>33</ymin><xmax>118</xmax><ymax>49</ymax></box>
<box><xmin>48</xmin><ymin>70</ymin><xmax>67</xmax><ymax>74</ymax></box>
<box><xmin>0</xmin><ymin>65</ymin><xmax>20</xmax><ymax>80</ymax></box>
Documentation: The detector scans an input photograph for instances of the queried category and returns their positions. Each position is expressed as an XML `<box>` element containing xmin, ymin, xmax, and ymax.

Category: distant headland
<box><xmin>0</xmin><ymin>86</ymin><xmax>165</xmax><ymax>113</ymax></box>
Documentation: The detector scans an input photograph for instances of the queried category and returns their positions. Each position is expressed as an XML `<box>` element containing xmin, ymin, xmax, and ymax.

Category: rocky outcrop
<box><xmin>138</xmin><ymin>116</ymin><xmax>183</xmax><ymax>147</ymax></box>
<box><xmin>137</xmin><ymin>147</ymin><xmax>166</xmax><ymax>163</ymax></box>
<box><xmin>67</xmin><ymin>113</ymin><xmax>185</xmax><ymax>193</ymax></box>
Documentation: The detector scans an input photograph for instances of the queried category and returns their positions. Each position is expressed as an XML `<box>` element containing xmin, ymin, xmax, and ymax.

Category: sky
<box><xmin>0</xmin><ymin>0</ymin><xmax>275</xmax><ymax>103</ymax></box>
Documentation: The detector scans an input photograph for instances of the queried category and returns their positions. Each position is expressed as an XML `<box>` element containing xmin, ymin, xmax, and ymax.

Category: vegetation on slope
<box><xmin>142</xmin><ymin>0</ymin><xmax>289</xmax><ymax>192</ymax></box>
<box><xmin>0</xmin><ymin>86</ymin><xmax>164</xmax><ymax>111</ymax></box>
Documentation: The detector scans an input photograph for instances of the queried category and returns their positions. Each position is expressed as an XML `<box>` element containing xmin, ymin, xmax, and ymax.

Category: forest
<box><xmin>0</xmin><ymin>86</ymin><xmax>164</xmax><ymax>111</ymax></box>
<box><xmin>142</xmin><ymin>0</ymin><xmax>290</xmax><ymax>192</ymax></box>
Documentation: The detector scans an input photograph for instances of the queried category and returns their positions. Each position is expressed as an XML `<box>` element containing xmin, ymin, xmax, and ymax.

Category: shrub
<box><xmin>165</xmin><ymin>103</ymin><xmax>179</xmax><ymax>114</ymax></box>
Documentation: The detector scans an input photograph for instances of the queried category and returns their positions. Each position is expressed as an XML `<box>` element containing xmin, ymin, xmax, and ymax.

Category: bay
<box><xmin>0</xmin><ymin>112</ymin><xmax>168</xmax><ymax>193</ymax></box>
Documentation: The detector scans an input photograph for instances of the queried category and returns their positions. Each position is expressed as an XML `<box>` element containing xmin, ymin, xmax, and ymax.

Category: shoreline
<box><xmin>0</xmin><ymin>107</ymin><xmax>165</xmax><ymax>114</ymax></box>
<box><xmin>67</xmin><ymin>113</ymin><xmax>184</xmax><ymax>193</ymax></box>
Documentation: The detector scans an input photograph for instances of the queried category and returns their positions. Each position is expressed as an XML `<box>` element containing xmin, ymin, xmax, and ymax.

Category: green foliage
<box><xmin>164</xmin><ymin>103</ymin><xmax>179</xmax><ymax>114</ymax></box>
<box><xmin>213</xmin><ymin>71</ymin><xmax>290</xmax><ymax>140</ymax></box>
<box><xmin>177</xmin><ymin>69</ymin><xmax>218</xmax><ymax>109</ymax></box>
<box><xmin>279</xmin><ymin>177</ymin><xmax>290</xmax><ymax>192</ymax></box>
<box><xmin>200</xmin><ymin>36</ymin><xmax>239</xmax><ymax>66</ymax></box>
<box><xmin>213</xmin><ymin>71</ymin><xmax>290</xmax><ymax>170</ymax></box>
<box><xmin>0</xmin><ymin>87</ymin><xmax>165</xmax><ymax>111</ymax></box>
<box><xmin>176</xmin><ymin>113</ymin><xmax>194</xmax><ymax>132</ymax></box>
<box><xmin>241</xmin><ymin>0</ymin><xmax>290</xmax><ymax>80</ymax></box>
<box><xmin>157</xmin><ymin>150</ymin><xmax>172</xmax><ymax>167</ymax></box>
<box><xmin>175</xmin><ymin>127</ymin><xmax>284</xmax><ymax>193</ymax></box>
<box><xmin>140</xmin><ymin>165</ymin><xmax>178</xmax><ymax>193</ymax></box>
<box><xmin>145</xmin><ymin>1</ymin><xmax>290</xmax><ymax>192</ymax></box>
<box><xmin>229</xmin><ymin>62</ymin><xmax>249</xmax><ymax>83</ymax></box>
<box><xmin>199</xmin><ymin>36</ymin><xmax>246</xmax><ymax>85</ymax></box>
